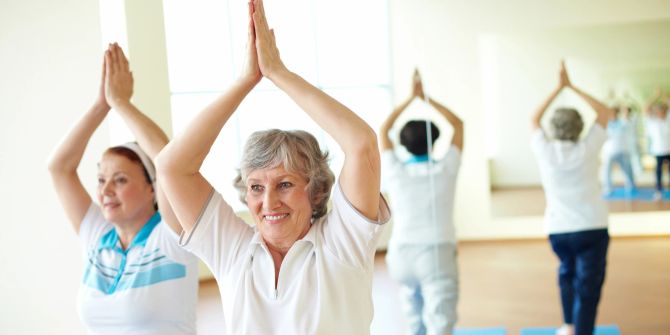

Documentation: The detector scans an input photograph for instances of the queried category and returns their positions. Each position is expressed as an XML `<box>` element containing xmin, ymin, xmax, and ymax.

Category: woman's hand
<box><xmin>252</xmin><ymin>0</ymin><xmax>288</xmax><ymax>80</ymax></box>
<box><xmin>240</xmin><ymin>1</ymin><xmax>262</xmax><ymax>85</ymax></box>
<box><xmin>559</xmin><ymin>60</ymin><xmax>571</xmax><ymax>88</ymax></box>
<box><xmin>412</xmin><ymin>68</ymin><xmax>425</xmax><ymax>100</ymax></box>
<box><xmin>94</xmin><ymin>53</ymin><xmax>111</xmax><ymax>111</ymax></box>
<box><xmin>105</xmin><ymin>43</ymin><xmax>134</xmax><ymax>109</ymax></box>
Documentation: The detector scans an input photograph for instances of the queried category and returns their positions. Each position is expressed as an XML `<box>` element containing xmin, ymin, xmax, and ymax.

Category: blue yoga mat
<box><xmin>603</xmin><ymin>187</ymin><xmax>670</xmax><ymax>201</ymax></box>
<box><xmin>455</xmin><ymin>328</ymin><xmax>506</xmax><ymax>335</ymax></box>
<box><xmin>520</xmin><ymin>325</ymin><xmax>620</xmax><ymax>335</ymax></box>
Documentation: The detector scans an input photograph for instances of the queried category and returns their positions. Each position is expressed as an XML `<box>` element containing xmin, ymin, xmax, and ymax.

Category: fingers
<box><xmin>104</xmin><ymin>48</ymin><xmax>113</xmax><ymax>77</ymax></box>
<box><xmin>115</xmin><ymin>44</ymin><xmax>130</xmax><ymax>73</ymax></box>
<box><xmin>248</xmin><ymin>1</ymin><xmax>255</xmax><ymax>38</ymax></box>
<box><xmin>100</xmin><ymin>50</ymin><xmax>107</xmax><ymax>81</ymax></box>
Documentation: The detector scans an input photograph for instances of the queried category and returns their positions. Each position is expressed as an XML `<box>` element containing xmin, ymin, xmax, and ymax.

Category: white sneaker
<box><xmin>556</xmin><ymin>324</ymin><xmax>574</xmax><ymax>335</ymax></box>
<box><xmin>653</xmin><ymin>191</ymin><xmax>663</xmax><ymax>201</ymax></box>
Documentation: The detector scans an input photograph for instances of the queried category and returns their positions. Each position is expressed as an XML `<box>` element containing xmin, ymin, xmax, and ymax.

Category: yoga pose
<box><xmin>48</xmin><ymin>44</ymin><xmax>198</xmax><ymax>334</ymax></box>
<box><xmin>155</xmin><ymin>1</ymin><xmax>390</xmax><ymax>333</ymax></box>
<box><xmin>530</xmin><ymin>61</ymin><xmax>611</xmax><ymax>335</ymax></box>
<box><xmin>380</xmin><ymin>69</ymin><xmax>463</xmax><ymax>335</ymax></box>
<box><xmin>644</xmin><ymin>89</ymin><xmax>670</xmax><ymax>200</ymax></box>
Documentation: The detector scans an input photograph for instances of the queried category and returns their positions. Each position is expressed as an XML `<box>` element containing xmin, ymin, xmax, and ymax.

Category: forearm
<box><xmin>570</xmin><ymin>85</ymin><xmax>610</xmax><ymax>125</ymax></box>
<box><xmin>270</xmin><ymin>70</ymin><xmax>377</xmax><ymax>154</ymax></box>
<box><xmin>380</xmin><ymin>96</ymin><xmax>413</xmax><ymax>150</ymax></box>
<box><xmin>48</xmin><ymin>103</ymin><xmax>109</xmax><ymax>174</ymax></box>
<box><xmin>157</xmin><ymin>78</ymin><xmax>256</xmax><ymax>175</ymax></box>
<box><xmin>428</xmin><ymin>98</ymin><xmax>462</xmax><ymax>128</ymax></box>
<box><xmin>532</xmin><ymin>85</ymin><xmax>562</xmax><ymax>129</ymax></box>
<box><xmin>113</xmin><ymin>102</ymin><xmax>168</xmax><ymax>158</ymax></box>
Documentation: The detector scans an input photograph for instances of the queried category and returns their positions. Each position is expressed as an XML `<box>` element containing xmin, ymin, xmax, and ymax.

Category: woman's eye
<box><xmin>115</xmin><ymin>177</ymin><xmax>127</xmax><ymax>184</ymax></box>
<box><xmin>279</xmin><ymin>182</ymin><xmax>293</xmax><ymax>189</ymax></box>
<box><xmin>250</xmin><ymin>184</ymin><xmax>263</xmax><ymax>193</ymax></box>
<box><xmin>97</xmin><ymin>178</ymin><xmax>105</xmax><ymax>185</ymax></box>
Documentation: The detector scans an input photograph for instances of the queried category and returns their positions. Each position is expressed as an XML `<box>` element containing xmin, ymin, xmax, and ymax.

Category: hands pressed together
<box><xmin>558</xmin><ymin>60</ymin><xmax>572</xmax><ymax>89</ymax></box>
<box><xmin>412</xmin><ymin>68</ymin><xmax>425</xmax><ymax>100</ymax></box>
<box><xmin>241</xmin><ymin>0</ymin><xmax>287</xmax><ymax>85</ymax></box>
<box><xmin>94</xmin><ymin>43</ymin><xmax>134</xmax><ymax>111</ymax></box>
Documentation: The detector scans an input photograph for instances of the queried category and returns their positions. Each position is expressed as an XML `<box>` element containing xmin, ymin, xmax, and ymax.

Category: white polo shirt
<box><xmin>179</xmin><ymin>181</ymin><xmax>390</xmax><ymax>335</ymax></box>
<box><xmin>645</xmin><ymin>113</ymin><xmax>670</xmax><ymax>156</ymax></box>
<box><xmin>78</xmin><ymin>204</ymin><xmax>199</xmax><ymax>335</ymax></box>
<box><xmin>381</xmin><ymin>146</ymin><xmax>461</xmax><ymax>245</ymax></box>
<box><xmin>531</xmin><ymin>125</ymin><xmax>609</xmax><ymax>234</ymax></box>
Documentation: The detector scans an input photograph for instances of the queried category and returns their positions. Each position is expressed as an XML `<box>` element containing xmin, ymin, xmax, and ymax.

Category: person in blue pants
<box><xmin>530</xmin><ymin>61</ymin><xmax>611</xmax><ymax>335</ymax></box>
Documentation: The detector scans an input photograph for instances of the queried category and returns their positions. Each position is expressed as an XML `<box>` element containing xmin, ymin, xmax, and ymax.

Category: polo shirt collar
<box><xmin>98</xmin><ymin>212</ymin><xmax>162</xmax><ymax>251</ymax></box>
<box><xmin>250</xmin><ymin>221</ymin><xmax>318</xmax><ymax>250</ymax></box>
<box><xmin>405</xmin><ymin>154</ymin><xmax>431</xmax><ymax>165</ymax></box>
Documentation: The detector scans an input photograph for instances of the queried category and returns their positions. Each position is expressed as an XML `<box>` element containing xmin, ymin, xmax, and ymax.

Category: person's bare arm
<box><xmin>532</xmin><ymin>61</ymin><xmax>569</xmax><ymax>131</ymax></box>
<box><xmin>252</xmin><ymin>0</ymin><xmax>380</xmax><ymax>220</ymax></box>
<box><xmin>47</xmin><ymin>53</ymin><xmax>109</xmax><ymax>233</ymax></box>
<box><xmin>428</xmin><ymin>97</ymin><xmax>463</xmax><ymax>151</ymax></box>
<box><xmin>155</xmin><ymin>2</ymin><xmax>262</xmax><ymax>233</ymax></box>
<box><xmin>104</xmin><ymin>43</ymin><xmax>183</xmax><ymax>234</ymax></box>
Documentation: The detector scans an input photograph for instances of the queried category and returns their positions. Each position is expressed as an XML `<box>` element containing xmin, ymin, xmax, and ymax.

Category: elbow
<box><xmin>154</xmin><ymin>149</ymin><xmax>176</xmax><ymax>181</ymax></box>
<box><xmin>349</xmin><ymin>127</ymin><xmax>381</xmax><ymax>165</ymax></box>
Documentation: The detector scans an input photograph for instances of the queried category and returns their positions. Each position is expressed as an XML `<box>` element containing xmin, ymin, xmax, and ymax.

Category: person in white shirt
<box><xmin>155</xmin><ymin>1</ymin><xmax>390</xmax><ymax>334</ymax></box>
<box><xmin>643</xmin><ymin>89</ymin><xmax>670</xmax><ymax>200</ymax></box>
<box><xmin>601</xmin><ymin>105</ymin><xmax>637</xmax><ymax>195</ymax></box>
<box><xmin>379</xmin><ymin>69</ymin><xmax>463</xmax><ymax>335</ymax></box>
<box><xmin>48</xmin><ymin>44</ymin><xmax>198</xmax><ymax>334</ymax></box>
<box><xmin>530</xmin><ymin>61</ymin><xmax>611</xmax><ymax>335</ymax></box>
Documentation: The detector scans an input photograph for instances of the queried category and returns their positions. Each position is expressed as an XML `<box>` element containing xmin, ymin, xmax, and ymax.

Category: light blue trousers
<box><xmin>386</xmin><ymin>242</ymin><xmax>459</xmax><ymax>335</ymax></box>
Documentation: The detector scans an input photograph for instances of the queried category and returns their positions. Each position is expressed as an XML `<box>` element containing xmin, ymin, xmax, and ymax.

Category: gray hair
<box><xmin>550</xmin><ymin>108</ymin><xmax>584</xmax><ymax>142</ymax></box>
<box><xmin>233</xmin><ymin>129</ymin><xmax>335</xmax><ymax>220</ymax></box>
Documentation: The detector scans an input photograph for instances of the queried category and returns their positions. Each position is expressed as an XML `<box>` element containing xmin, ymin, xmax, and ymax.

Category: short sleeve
<box><xmin>178</xmin><ymin>190</ymin><xmax>254</xmax><ymax>276</ymax></box>
<box><xmin>79</xmin><ymin>204</ymin><xmax>112</xmax><ymax>253</ymax></box>
<box><xmin>584</xmin><ymin>124</ymin><xmax>607</xmax><ymax>153</ymax></box>
<box><xmin>381</xmin><ymin>150</ymin><xmax>401</xmax><ymax>187</ymax></box>
<box><xmin>442</xmin><ymin>145</ymin><xmax>462</xmax><ymax>175</ymax></box>
<box><xmin>530</xmin><ymin>128</ymin><xmax>548</xmax><ymax>156</ymax></box>
<box><xmin>320</xmin><ymin>181</ymin><xmax>391</xmax><ymax>268</ymax></box>
<box><xmin>153</xmin><ymin>223</ymin><xmax>198</xmax><ymax>265</ymax></box>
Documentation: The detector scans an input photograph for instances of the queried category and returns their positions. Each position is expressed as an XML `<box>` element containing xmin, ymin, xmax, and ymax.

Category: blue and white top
<box><xmin>77</xmin><ymin>204</ymin><xmax>198</xmax><ymax>335</ymax></box>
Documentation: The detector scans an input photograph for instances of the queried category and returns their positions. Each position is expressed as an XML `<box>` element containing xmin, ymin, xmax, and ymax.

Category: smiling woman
<box><xmin>47</xmin><ymin>44</ymin><xmax>198</xmax><ymax>334</ymax></box>
<box><xmin>155</xmin><ymin>0</ymin><xmax>390</xmax><ymax>333</ymax></box>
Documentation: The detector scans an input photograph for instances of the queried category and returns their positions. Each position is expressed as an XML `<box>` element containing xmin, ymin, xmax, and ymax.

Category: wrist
<box><xmin>267</xmin><ymin>67</ymin><xmax>292</xmax><ymax>84</ymax></box>
<box><xmin>92</xmin><ymin>101</ymin><xmax>111</xmax><ymax>113</ymax></box>
<box><xmin>109</xmin><ymin>99</ymin><xmax>133</xmax><ymax>111</ymax></box>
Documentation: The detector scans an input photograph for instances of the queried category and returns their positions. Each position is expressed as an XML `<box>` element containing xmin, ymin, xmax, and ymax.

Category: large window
<box><xmin>163</xmin><ymin>0</ymin><xmax>392</xmax><ymax>211</ymax></box>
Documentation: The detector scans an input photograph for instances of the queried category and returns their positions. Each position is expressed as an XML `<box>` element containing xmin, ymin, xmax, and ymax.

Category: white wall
<box><xmin>0</xmin><ymin>0</ymin><xmax>105</xmax><ymax>334</ymax></box>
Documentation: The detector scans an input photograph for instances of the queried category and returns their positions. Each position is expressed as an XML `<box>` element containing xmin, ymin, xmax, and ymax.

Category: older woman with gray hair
<box><xmin>530</xmin><ymin>61</ymin><xmax>611</xmax><ymax>335</ymax></box>
<box><xmin>155</xmin><ymin>1</ymin><xmax>389</xmax><ymax>334</ymax></box>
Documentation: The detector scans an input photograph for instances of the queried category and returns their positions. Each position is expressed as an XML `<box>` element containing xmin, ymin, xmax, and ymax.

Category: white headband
<box><xmin>117</xmin><ymin>142</ymin><xmax>156</xmax><ymax>184</ymax></box>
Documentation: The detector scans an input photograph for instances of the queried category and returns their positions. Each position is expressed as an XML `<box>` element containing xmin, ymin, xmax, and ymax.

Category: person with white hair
<box><xmin>530</xmin><ymin>61</ymin><xmax>611</xmax><ymax>335</ymax></box>
<box><xmin>48</xmin><ymin>44</ymin><xmax>198</xmax><ymax>335</ymax></box>
<box><xmin>155</xmin><ymin>1</ymin><xmax>390</xmax><ymax>334</ymax></box>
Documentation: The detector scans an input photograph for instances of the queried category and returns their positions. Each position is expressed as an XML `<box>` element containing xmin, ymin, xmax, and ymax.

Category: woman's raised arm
<box><xmin>252</xmin><ymin>0</ymin><xmax>380</xmax><ymax>220</ymax></box>
<box><xmin>47</xmin><ymin>53</ymin><xmax>110</xmax><ymax>233</ymax></box>
<box><xmin>155</xmin><ymin>2</ymin><xmax>262</xmax><ymax>233</ymax></box>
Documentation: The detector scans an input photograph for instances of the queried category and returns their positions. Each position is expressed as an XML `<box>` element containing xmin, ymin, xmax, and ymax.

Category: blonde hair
<box><xmin>233</xmin><ymin>129</ymin><xmax>335</xmax><ymax>219</ymax></box>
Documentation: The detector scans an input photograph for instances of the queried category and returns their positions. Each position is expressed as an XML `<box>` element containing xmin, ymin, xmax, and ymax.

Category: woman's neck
<box><xmin>114</xmin><ymin>210</ymin><xmax>155</xmax><ymax>251</ymax></box>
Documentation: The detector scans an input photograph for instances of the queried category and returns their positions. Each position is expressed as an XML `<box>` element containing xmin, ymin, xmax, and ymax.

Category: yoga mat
<box><xmin>455</xmin><ymin>328</ymin><xmax>506</xmax><ymax>335</ymax></box>
<box><xmin>520</xmin><ymin>325</ymin><xmax>620</xmax><ymax>335</ymax></box>
<box><xmin>603</xmin><ymin>187</ymin><xmax>670</xmax><ymax>201</ymax></box>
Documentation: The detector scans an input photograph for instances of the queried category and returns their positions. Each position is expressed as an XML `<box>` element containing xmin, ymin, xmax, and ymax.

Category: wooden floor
<box><xmin>196</xmin><ymin>237</ymin><xmax>670</xmax><ymax>334</ymax></box>
<box><xmin>491</xmin><ymin>186</ymin><xmax>670</xmax><ymax>217</ymax></box>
